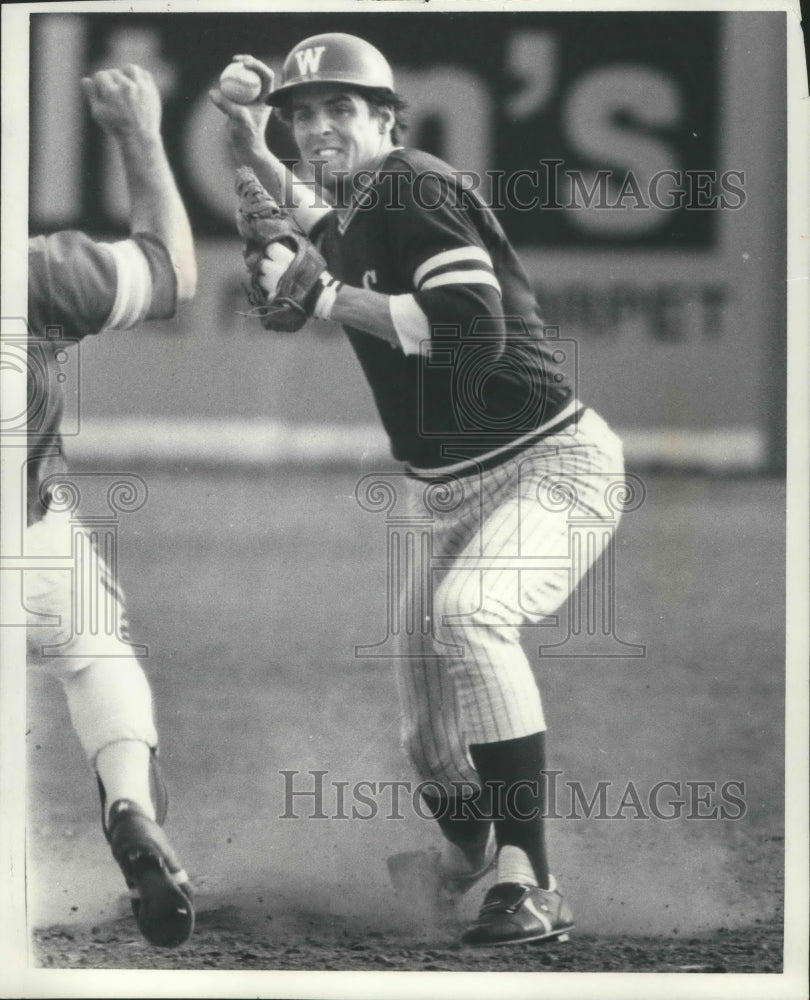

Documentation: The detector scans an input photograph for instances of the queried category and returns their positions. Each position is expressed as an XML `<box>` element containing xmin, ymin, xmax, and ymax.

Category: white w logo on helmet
<box><xmin>294</xmin><ymin>46</ymin><xmax>326</xmax><ymax>77</ymax></box>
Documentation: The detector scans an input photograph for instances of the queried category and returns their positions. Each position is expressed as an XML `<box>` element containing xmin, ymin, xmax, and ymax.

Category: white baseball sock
<box><xmin>95</xmin><ymin>739</ymin><xmax>156</xmax><ymax>824</ymax></box>
<box><xmin>496</xmin><ymin>844</ymin><xmax>539</xmax><ymax>887</ymax></box>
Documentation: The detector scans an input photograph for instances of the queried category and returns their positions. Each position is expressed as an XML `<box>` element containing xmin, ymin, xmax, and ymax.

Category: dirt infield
<box><xmin>33</xmin><ymin>909</ymin><xmax>783</xmax><ymax>973</ymax></box>
<box><xmin>26</xmin><ymin>470</ymin><xmax>786</xmax><ymax>977</ymax></box>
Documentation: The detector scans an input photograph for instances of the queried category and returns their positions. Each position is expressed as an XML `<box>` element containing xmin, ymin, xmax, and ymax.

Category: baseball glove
<box><xmin>235</xmin><ymin>166</ymin><xmax>331</xmax><ymax>332</ymax></box>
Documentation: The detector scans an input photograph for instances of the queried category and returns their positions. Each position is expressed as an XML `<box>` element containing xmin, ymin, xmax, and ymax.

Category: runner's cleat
<box><xmin>106</xmin><ymin>799</ymin><xmax>194</xmax><ymax>947</ymax></box>
<box><xmin>461</xmin><ymin>877</ymin><xmax>574</xmax><ymax>946</ymax></box>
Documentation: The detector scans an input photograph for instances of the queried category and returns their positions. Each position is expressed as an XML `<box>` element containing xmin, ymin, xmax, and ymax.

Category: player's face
<box><xmin>289</xmin><ymin>86</ymin><xmax>391</xmax><ymax>187</ymax></box>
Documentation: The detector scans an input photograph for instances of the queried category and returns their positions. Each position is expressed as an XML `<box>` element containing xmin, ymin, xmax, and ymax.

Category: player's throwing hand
<box><xmin>210</xmin><ymin>55</ymin><xmax>274</xmax><ymax>166</ymax></box>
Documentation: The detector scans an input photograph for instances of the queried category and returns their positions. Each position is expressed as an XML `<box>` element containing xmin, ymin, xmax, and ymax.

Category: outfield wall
<box><xmin>28</xmin><ymin>10</ymin><xmax>787</xmax><ymax>472</ymax></box>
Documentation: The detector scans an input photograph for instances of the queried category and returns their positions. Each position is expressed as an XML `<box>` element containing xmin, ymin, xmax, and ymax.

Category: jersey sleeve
<box><xmin>28</xmin><ymin>231</ymin><xmax>118</xmax><ymax>340</ymax></box>
<box><xmin>27</xmin><ymin>230</ymin><xmax>177</xmax><ymax>340</ymax></box>
<box><xmin>97</xmin><ymin>231</ymin><xmax>177</xmax><ymax>328</ymax></box>
<box><xmin>132</xmin><ymin>231</ymin><xmax>177</xmax><ymax>319</ymax></box>
<box><xmin>381</xmin><ymin>160</ymin><xmax>505</xmax><ymax>355</ymax></box>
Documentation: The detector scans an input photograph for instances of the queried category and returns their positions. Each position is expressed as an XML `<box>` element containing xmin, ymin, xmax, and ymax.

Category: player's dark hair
<box><xmin>362</xmin><ymin>88</ymin><xmax>409</xmax><ymax>144</ymax></box>
<box><xmin>274</xmin><ymin>88</ymin><xmax>409</xmax><ymax>144</ymax></box>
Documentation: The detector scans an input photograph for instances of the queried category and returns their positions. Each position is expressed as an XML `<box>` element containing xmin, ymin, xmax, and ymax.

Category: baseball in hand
<box><xmin>219</xmin><ymin>62</ymin><xmax>263</xmax><ymax>104</ymax></box>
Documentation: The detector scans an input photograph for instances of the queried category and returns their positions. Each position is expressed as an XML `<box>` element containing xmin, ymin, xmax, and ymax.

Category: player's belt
<box><xmin>406</xmin><ymin>404</ymin><xmax>588</xmax><ymax>481</ymax></box>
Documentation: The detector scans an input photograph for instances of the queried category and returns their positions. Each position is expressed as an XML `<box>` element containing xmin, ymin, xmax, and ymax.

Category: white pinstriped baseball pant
<box><xmin>394</xmin><ymin>407</ymin><xmax>625</xmax><ymax>794</ymax></box>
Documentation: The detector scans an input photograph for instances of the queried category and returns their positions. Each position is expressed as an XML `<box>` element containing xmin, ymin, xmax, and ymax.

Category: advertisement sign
<box><xmin>27</xmin><ymin>11</ymin><xmax>787</xmax><ymax>469</ymax></box>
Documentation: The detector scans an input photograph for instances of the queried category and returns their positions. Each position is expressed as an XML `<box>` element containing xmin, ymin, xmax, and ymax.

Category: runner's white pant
<box><xmin>395</xmin><ymin>408</ymin><xmax>625</xmax><ymax>794</ymax></box>
<box><xmin>25</xmin><ymin>512</ymin><xmax>157</xmax><ymax>761</ymax></box>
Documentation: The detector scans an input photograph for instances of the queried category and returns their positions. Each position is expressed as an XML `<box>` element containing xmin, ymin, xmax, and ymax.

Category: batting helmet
<box><xmin>266</xmin><ymin>33</ymin><xmax>395</xmax><ymax>106</ymax></box>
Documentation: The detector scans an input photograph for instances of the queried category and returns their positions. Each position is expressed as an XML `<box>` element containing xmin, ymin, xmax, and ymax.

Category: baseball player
<box><xmin>25</xmin><ymin>65</ymin><xmax>196</xmax><ymax>947</ymax></box>
<box><xmin>212</xmin><ymin>35</ymin><xmax>625</xmax><ymax>947</ymax></box>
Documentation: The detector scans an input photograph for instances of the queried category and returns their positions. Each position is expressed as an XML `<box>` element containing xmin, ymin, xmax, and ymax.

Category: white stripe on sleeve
<box><xmin>420</xmin><ymin>269</ymin><xmax>502</xmax><ymax>295</ymax></box>
<box><xmin>98</xmin><ymin>239</ymin><xmax>154</xmax><ymax>331</ymax></box>
<box><xmin>413</xmin><ymin>246</ymin><xmax>492</xmax><ymax>289</ymax></box>
<box><xmin>389</xmin><ymin>293</ymin><xmax>431</xmax><ymax>356</ymax></box>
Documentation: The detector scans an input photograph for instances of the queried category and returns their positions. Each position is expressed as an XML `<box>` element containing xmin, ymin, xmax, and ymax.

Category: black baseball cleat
<box><xmin>460</xmin><ymin>877</ymin><xmax>574</xmax><ymax>946</ymax></box>
<box><xmin>106</xmin><ymin>799</ymin><xmax>195</xmax><ymax>948</ymax></box>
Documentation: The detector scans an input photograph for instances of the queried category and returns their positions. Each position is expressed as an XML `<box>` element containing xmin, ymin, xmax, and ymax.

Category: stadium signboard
<box><xmin>29</xmin><ymin>11</ymin><xmax>787</xmax><ymax>470</ymax></box>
